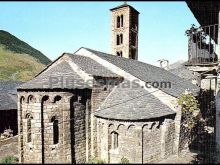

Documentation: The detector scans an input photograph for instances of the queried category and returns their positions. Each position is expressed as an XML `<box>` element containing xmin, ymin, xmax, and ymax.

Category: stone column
<box><xmin>173</xmin><ymin>105</ymin><xmax>182</xmax><ymax>155</ymax></box>
<box><xmin>33</xmin><ymin>95</ymin><xmax>44</xmax><ymax>163</ymax></box>
<box><xmin>85</xmin><ymin>99</ymin><xmax>91</xmax><ymax>162</ymax></box>
<box><xmin>63</xmin><ymin>94</ymin><xmax>73</xmax><ymax>163</ymax></box>
<box><xmin>161</xmin><ymin>119</ymin><xmax>175</xmax><ymax>159</ymax></box>
<box><xmin>17</xmin><ymin>94</ymin><xmax>24</xmax><ymax>163</ymax></box>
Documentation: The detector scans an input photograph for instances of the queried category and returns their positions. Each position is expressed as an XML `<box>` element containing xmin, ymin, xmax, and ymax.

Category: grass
<box><xmin>0</xmin><ymin>156</ymin><xmax>18</xmax><ymax>164</ymax></box>
<box><xmin>0</xmin><ymin>45</ymin><xmax>46</xmax><ymax>81</ymax></box>
<box><xmin>87</xmin><ymin>157</ymin><xmax>105</xmax><ymax>164</ymax></box>
<box><xmin>0</xmin><ymin>30</ymin><xmax>51</xmax><ymax>65</ymax></box>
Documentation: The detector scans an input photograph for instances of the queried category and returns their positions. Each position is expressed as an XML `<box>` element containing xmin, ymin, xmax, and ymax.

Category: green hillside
<box><xmin>0</xmin><ymin>30</ymin><xmax>51</xmax><ymax>81</ymax></box>
<box><xmin>0</xmin><ymin>45</ymin><xmax>46</xmax><ymax>81</ymax></box>
<box><xmin>0</xmin><ymin>30</ymin><xmax>51</xmax><ymax>65</ymax></box>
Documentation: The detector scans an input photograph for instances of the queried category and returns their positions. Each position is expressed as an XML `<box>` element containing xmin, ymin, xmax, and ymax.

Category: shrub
<box><xmin>0</xmin><ymin>156</ymin><xmax>18</xmax><ymax>164</ymax></box>
<box><xmin>87</xmin><ymin>157</ymin><xmax>105</xmax><ymax>164</ymax></box>
<box><xmin>178</xmin><ymin>92</ymin><xmax>204</xmax><ymax>142</ymax></box>
<box><xmin>120</xmin><ymin>157</ymin><xmax>129</xmax><ymax>164</ymax></box>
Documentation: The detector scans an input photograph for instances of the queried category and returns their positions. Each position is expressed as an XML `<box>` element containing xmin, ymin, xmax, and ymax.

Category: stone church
<box><xmin>17</xmin><ymin>3</ymin><xmax>199</xmax><ymax>163</ymax></box>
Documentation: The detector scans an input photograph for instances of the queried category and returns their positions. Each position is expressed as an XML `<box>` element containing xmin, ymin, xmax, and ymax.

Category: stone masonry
<box><xmin>111</xmin><ymin>4</ymin><xmax>139</xmax><ymax>60</ymax></box>
<box><xmin>17</xmin><ymin>89</ymin><xmax>91</xmax><ymax>164</ymax></box>
<box><xmin>96</xmin><ymin>117</ymin><xmax>176</xmax><ymax>163</ymax></box>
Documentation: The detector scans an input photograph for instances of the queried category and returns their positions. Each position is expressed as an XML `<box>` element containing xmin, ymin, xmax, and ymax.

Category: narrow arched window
<box><xmin>120</xmin><ymin>34</ymin><xmax>123</xmax><ymax>44</ymax></box>
<box><xmin>116</xmin><ymin>52</ymin><xmax>120</xmax><ymax>56</ymax></box>
<box><xmin>120</xmin><ymin>51</ymin><xmax>123</xmax><ymax>57</ymax></box>
<box><xmin>117</xmin><ymin>16</ymin><xmax>120</xmax><ymax>28</ymax></box>
<box><xmin>111</xmin><ymin>131</ymin><xmax>118</xmax><ymax>149</ymax></box>
<box><xmin>116</xmin><ymin>35</ymin><xmax>120</xmax><ymax>45</ymax></box>
<box><xmin>51</xmin><ymin>117</ymin><xmax>59</xmax><ymax>144</ymax></box>
<box><xmin>26</xmin><ymin>114</ymin><xmax>32</xmax><ymax>143</ymax></box>
<box><xmin>121</xmin><ymin>15</ymin><xmax>123</xmax><ymax>27</ymax></box>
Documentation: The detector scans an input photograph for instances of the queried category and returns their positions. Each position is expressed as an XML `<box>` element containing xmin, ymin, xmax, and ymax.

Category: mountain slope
<box><xmin>0</xmin><ymin>30</ymin><xmax>52</xmax><ymax>81</ymax></box>
<box><xmin>0</xmin><ymin>30</ymin><xmax>51</xmax><ymax>65</ymax></box>
<box><xmin>0</xmin><ymin>45</ymin><xmax>46</xmax><ymax>81</ymax></box>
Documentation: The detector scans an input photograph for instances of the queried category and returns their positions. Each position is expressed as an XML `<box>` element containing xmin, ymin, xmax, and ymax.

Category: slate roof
<box><xmin>168</xmin><ymin>60</ymin><xmax>187</xmax><ymax>70</ymax></box>
<box><xmin>83</xmin><ymin>48</ymin><xmax>200</xmax><ymax>97</ymax></box>
<box><xmin>169</xmin><ymin>67</ymin><xmax>200</xmax><ymax>80</ymax></box>
<box><xmin>168</xmin><ymin>61</ymin><xmax>200</xmax><ymax>80</ymax></box>
<box><xmin>0</xmin><ymin>80</ymin><xmax>23</xmax><ymax>110</ymax></box>
<box><xmin>18</xmin><ymin>61</ymin><xmax>90</xmax><ymax>90</ymax></box>
<box><xmin>67</xmin><ymin>54</ymin><xmax>119</xmax><ymax>77</ymax></box>
<box><xmin>94</xmin><ymin>81</ymin><xmax>176</xmax><ymax>120</ymax></box>
<box><xmin>18</xmin><ymin>54</ymin><xmax>119</xmax><ymax>90</ymax></box>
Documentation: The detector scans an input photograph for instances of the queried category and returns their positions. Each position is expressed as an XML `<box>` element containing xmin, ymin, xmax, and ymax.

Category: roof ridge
<box><xmin>82</xmin><ymin>47</ymin><xmax>199</xmax><ymax>97</ymax></box>
<box><xmin>68</xmin><ymin>52</ymin><xmax>119</xmax><ymax>77</ymax></box>
<box><xmin>83</xmin><ymin>47</ymin><xmax>168</xmax><ymax>71</ymax></box>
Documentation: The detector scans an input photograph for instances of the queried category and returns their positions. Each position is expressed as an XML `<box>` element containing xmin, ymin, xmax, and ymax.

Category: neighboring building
<box><xmin>185</xmin><ymin>1</ymin><xmax>219</xmax><ymax>92</ymax></box>
<box><xmin>0</xmin><ymin>80</ymin><xmax>23</xmax><ymax>135</ymax></box>
<box><xmin>111</xmin><ymin>3</ymin><xmax>139</xmax><ymax>60</ymax></box>
<box><xmin>185</xmin><ymin>1</ymin><xmax>220</xmax><ymax>159</ymax></box>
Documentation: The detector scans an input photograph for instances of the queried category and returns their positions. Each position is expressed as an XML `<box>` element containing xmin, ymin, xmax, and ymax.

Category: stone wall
<box><xmin>90</xmin><ymin>77</ymin><xmax>122</xmax><ymax>158</ymax></box>
<box><xmin>178</xmin><ymin>116</ymin><xmax>190</xmax><ymax>152</ymax></box>
<box><xmin>161</xmin><ymin>119</ymin><xmax>175</xmax><ymax>158</ymax></box>
<box><xmin>17</xmin><ymin>89</ymin><xmax>91</xmax><ymax>164</ymax></box>
<box><xmin>96</xmin><ymin>116</ymin><xmax>176</xmax><ymax>163</ymax></box>
<box><xmin>111</xmin><ymin>6</ymin><xmax>139</xmax><ymax>59</ymax></box>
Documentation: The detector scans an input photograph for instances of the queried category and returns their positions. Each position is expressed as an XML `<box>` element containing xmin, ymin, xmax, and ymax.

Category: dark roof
<box><xmin>186</xmin><ymin>1</ymin><xmax>219</xmax><ymax>26</ymax></box>
<box><xmin>67</xmin><ymin>54</ymin><xmax>119</xmax><ymax>77</ymax></box>
<box><xmin>169</xmin><ymin>67</ymin><xmax>200</xmax><ymax>80</ymax></box>
<box><xmin>94</xmin><ymin>81</ymin><xmax>175</xmax><ymax>120</ymax></box>
<box><xmin>18</xmin><ymin>61</ymin><xmax>90</xmax><ymax>90</ymax></box>
<box><xmin>0</xmin><ymin>80</ymin><xmax>23</xmax><ymax>93</ymax></box>
<box><xmin>83</xmin><ymin>48</ymin><xmax>200</xmax><ymax>97</ymax></box>
<box><xmin>0</xmin><ymin>93</ymin><xmax>17</xmax><ymax>110</ymax></box>
<box><xmin>0</xmin><ymin>80</ymin><xmax>23</xmax><ymax>110</ymax></box>
<box><xmin>168</xmin><ymin>61</ymin><xmax>200</xmax><ymax>80</ymax></box>
<box><xmin>168</xmin><ymin>60</ymin><xmax>187</xmax><ymax>70</ymax></box>
<box><xmin>186</xmin><ymin>1</ymin><xmax>219</xmax><ymax>43</ymax></box>
<box><xmin>19</xmin><ymin>53</ymin><xmax>119</xmax><ymax>90</ymax></box>
<box><xmin>110</xmin><ymin>4</ymin><xmax>139</xmax><ymax>14</ymax></box>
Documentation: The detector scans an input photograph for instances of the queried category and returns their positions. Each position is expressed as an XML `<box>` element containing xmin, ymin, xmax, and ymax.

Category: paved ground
<box><xmin>0</xmin><ymin>136</ymin><xmax>18</xmax><ymax>160</ymax></box>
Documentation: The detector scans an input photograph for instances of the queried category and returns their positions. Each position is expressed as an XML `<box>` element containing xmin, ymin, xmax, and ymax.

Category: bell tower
<box><xmin>110</xmin><ymin>2</ymin><xmax>139</xmax><ymax>60</ymax></box>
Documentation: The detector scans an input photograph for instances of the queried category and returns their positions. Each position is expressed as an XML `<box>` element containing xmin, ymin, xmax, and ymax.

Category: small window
<box><xmin>121</xmin><ymin>15</ymin><xmax>123</xmax><ymax>27</ymax></box>
<box><xmin>117</xmin><ymin>16</ymin><xmax>120</xmax><ymax>28</ymax></box>
<box><xmin>116</xmin><ymin>51</ymin><xmax>122</xmax><ymax>57</ymax></box>
<box><xmin>131</xmin><ymin>32</ymin><xmax>137</xmax><ymax>46</ymax></box>
<box><xmin>120</xmin><ymin>34</ymin><xmax>123</xmax><ymax>44</ymax></box>
<box><xmin>26</xmin><ymin>114</ymin><xmax>33</xmax><ymax>143</ymax></box>
<box><xmin>111</xmin><ymin>131</ymin><xmax>118</xmax><ymax>149</ymax></box>
<box><xmin>120</xmin><ymin>51</ymin><xmax>123</xmax><ymax>57</ymax></box>
<box><xmin>116</xmin><ymin>52</ymin><xmax>120</xmax><ymax>56</ymax></box>
<box><xmin>51</xmin><ymin>117</ymin><xmax>59</xmax><ymax>144</ymax></box>
<box><xmin>116</xmin><ymin>35</ymin><xmax>120</xmax><ymax>45</ymax></box>
<box><xmin>131</xmin><ymin>49</ymin><xmax>136</xmax><ymax>59</ymax></box>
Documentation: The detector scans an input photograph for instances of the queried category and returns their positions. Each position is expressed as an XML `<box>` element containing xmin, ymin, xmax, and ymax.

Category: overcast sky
<box><xmin>0</xmin><ymin>1</ymin><xmax>199</xmax><ymax>66</ymax></box>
